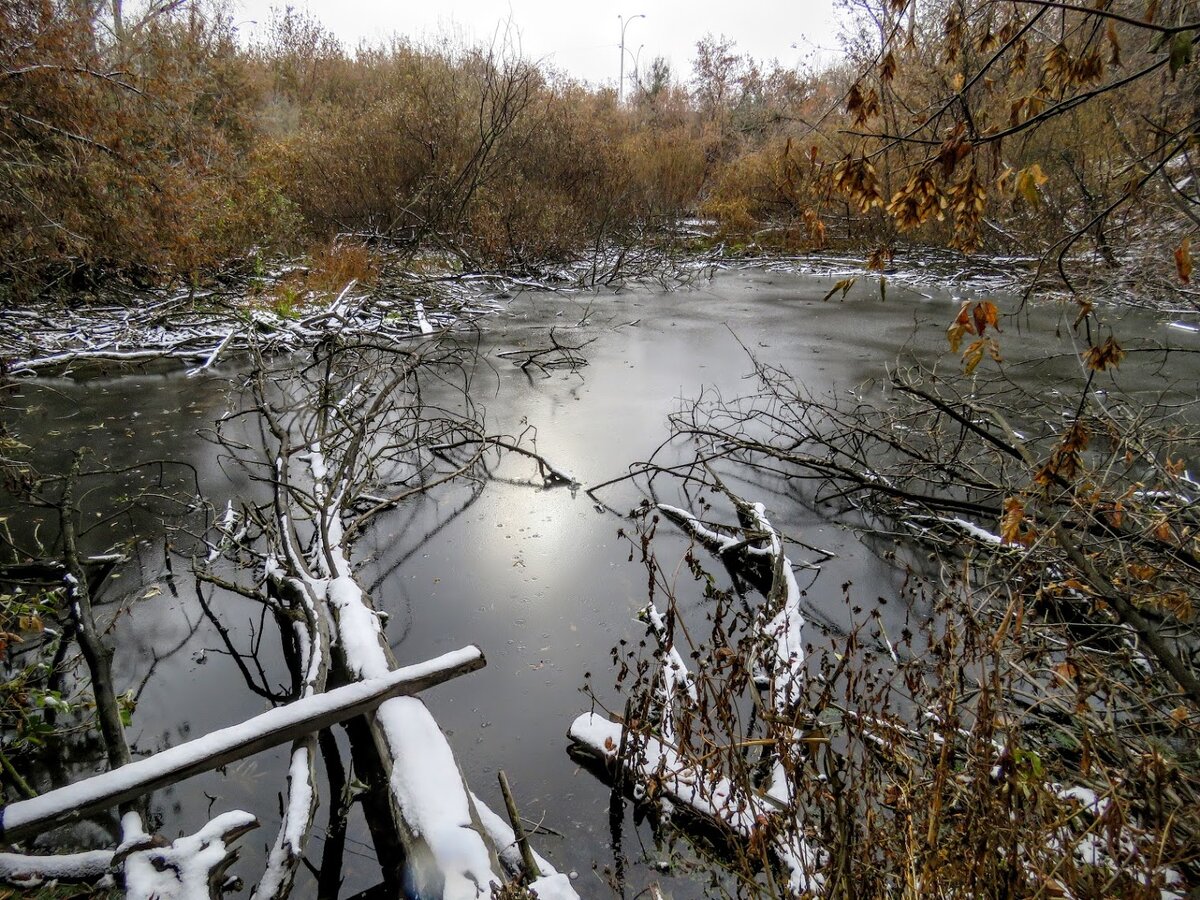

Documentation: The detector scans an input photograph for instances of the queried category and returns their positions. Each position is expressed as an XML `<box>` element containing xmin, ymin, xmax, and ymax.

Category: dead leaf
<box><xmin>963</xmin><ymin>338</ymin><xmax>987</xmax><ymax>374</ymax></box>
<box><xmin>1053</xmin><ymin>661</ymin><xmax>1079</xmax><ymax>684</ymax></box>
<box><xmin>1083</xmin><ymin>336</ymin><xmax>1125</xmax><ymax>371</ymax></box>
<box><xmin>972</xmin><ymin>299</ymin><xmax>1001</xmax><ymax>336</ymax></box>
<box><xmin>1016</xmin><ymin>163</ymin><xmax>1048</xmax><ymax>205</ymax></box>
<box><xmin>822</xmin><ymin>277</ymin><xmax>856</xmax><ymax>302</ymax></box>
<box><xmin>947</xmin><ymin>301</ymin><xmax>975</xmax><ymax>353</ymax></box>
<box><xmin>1175</xmin><ymin>236</ymin><xmax>1192</xmax><ymax>284</ymax></box>
<box><xmin>1000</xmin><ymin>497</ymin><xmax>1026</xmax><ymax>545</ymax></box>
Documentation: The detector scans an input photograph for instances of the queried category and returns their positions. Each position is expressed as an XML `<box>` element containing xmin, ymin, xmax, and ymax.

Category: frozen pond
<box><xmin>5</xmin><ymin>269</ymin><xmax>1199</xmax><ymax>896</ymax></box>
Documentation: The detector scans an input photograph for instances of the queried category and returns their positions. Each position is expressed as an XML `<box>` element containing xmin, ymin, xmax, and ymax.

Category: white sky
<box><xmin>232</xmin><ymin>0</ymin><xmax>846</xmax><ymax>88</ymax></box>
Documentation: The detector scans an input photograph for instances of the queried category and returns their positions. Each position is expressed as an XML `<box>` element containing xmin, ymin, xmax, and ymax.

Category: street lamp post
<box><xmin>618</xmin><ymin>13</ymin><xmax>645</xmax><ymax>103</ymax></box>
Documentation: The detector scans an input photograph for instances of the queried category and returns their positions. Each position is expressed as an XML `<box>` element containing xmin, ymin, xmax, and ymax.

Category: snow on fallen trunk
<box><xmin>640</xmin><ymin>601</ymin><xmax>698</xmax><ymax>746</ymax></box>
<box><xmin>745</xmin><ymin>502</ymin><xmax>806</xmax><ymax>714</ymax></box>
<box><xmin>122</xmin><ymin>810</ymin><xmax>259</xmax><ymax>900</ymax></box>
<box><xmin>0</xmin><ymin>648</ymin><xmax>483</xmax><ymax>844</ymax></box>
<box><xmin>314</xmin><ymin>508</ymin><xmax>502</xmax><ymax>898</ymax></box>
<box><xmin>254</xmin><ymin>450</ymin><xmax>333</xmax><ymax>900</ymax></box>
<box><xmin>0</xmin><ymin>850</ymin><xmax>114</xmax><ymax>888</ymax></box>
<box><xmin>470</xmin><ymin>791</ymin><xmax>571</xmax><ymax>889</ymax></box>
<box><xmin>569</xmin><ymin>713</ymin><xmax>822</xmax><ymax>896</ymax></box>
<box><xmin>658</xmin><ymin>498</ymin><xmax>807</xmax><ymax>714</ymax></box>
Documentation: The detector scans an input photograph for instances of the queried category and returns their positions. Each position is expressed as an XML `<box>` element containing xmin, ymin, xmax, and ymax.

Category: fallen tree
<box><xmin>577</xmin><ymin>331</ymin><xmax>1199</xmax><ymax>895</ymax></box>
<box><xmin>194</xmin><ymin>332</ymin><xmax>579</xmax><ymax>898</ymax></box>
<box><xmin>0</xmin><ymin>313</ymin><xmax>583</xmax><ymax>896</ymax></box>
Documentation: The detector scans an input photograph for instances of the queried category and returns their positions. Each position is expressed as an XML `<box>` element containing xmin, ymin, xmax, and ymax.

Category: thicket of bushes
<box><xmin>1</xmin><ymin>0</ymin><xmax>1194</xmax><ymax>293</ymax></box>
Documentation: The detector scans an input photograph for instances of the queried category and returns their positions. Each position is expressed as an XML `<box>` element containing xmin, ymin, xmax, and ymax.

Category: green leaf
<box><xmin>1169</xmin><ymin>32</ymin><xmax>1193</xmax><ymax>78</ymax></box>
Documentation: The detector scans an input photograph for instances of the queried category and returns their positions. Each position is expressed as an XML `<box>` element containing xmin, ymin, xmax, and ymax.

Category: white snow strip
<box><xmin>641</xmin><ymin>602</ymin><xmax>698</xmax><ymax>745</ymax></box>
<box><xmin>305</xmin><ymin>448</ymin><xmax>327</xmax><ymax>483</ymax></box>
<box><xmin>185</xmin><ymin>328</ymin><xmax>236</xmax><ymax>377</ymax></box>
<box><xmin>469</xmin><ymin>792</ymin><xmax>570</xmax><ymax>890</ymax></box>
<box><xmin>315</xmin><ymin>500</ymin><xmax>498</xmax><ymax>897</ymax></box>
<box><xmin>255</xmin><ymin>744</ymin><xmax>315</xmax><ymax>899</ymax></box>
<box><xmin>643</xmin><ymin>604</ymin><xmax>699</xmax><ymax>704</ymax></box>
<box><xmin>656</xmin><ymin>504</ymin><xmax>740</xmax><ymax>553</ymax></box>
<box><xmin>528</xmin><ymin>874</ymin><xmax>577</xmax><ymax>899</ymax></box>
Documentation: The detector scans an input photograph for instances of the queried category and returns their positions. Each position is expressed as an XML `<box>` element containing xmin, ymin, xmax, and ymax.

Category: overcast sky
<box><xmin>232</xmin><ymin>0</ymin><xmax>845</xmax><ymax>88</ymax></box>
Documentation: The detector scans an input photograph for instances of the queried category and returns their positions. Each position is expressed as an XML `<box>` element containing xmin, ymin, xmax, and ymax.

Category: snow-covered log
<box><xmin>0</xmin><ymin>647</ymin><xmax>484</xmax><ymax>845</ymax></box>
<box><xmin>594</xmin><ymin>492</ymin><xmax>824</xmax><ymax>892</ymax></box>
<box><xmin>0</xmin><ymin>850</ymin><xmax>115</xmax><ymax>888</ymax></box>
<box><xmin>569</xmin><ymin>713</ymin><xmax>822</xmax><ymax>896</ymax></box>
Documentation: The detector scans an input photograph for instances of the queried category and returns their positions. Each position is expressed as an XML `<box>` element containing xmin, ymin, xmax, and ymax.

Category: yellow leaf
<box><xmin>823</xmin><ymin>276</ymin><xmax>857</xmax><ymax>302</ymax></box>
<box><xmin>947</xmin><ymin>301</ymin><xmax>975</xmax><ymax>353</ymax></box>
<box><xmin>1016</xmin><ymin>164</ymin><xmax>1048</xmax><ymax>205</ymax></box>
<box><xmin>963</xmin><ymin>338</ymin><xmax>987</xmax><ymax>374</ymax></box>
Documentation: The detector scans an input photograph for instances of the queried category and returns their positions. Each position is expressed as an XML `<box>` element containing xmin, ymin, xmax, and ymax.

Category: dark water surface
<box><xmin>5</xmin><ymin>270</ymin><xmax>1199</xmax><ymax>895</ymax></box>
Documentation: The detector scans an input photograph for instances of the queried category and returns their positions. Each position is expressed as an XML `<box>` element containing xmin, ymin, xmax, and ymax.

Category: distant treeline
<box><xmin>1</xmin><ymin>0</ymin><xmax>1195</xmax><ymax>293</ymax></box>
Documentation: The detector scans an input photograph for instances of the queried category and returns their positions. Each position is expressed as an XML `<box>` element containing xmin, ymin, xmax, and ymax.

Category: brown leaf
<box><xmin>1083</xmin><ymin>336</ymin><xmax>1125</xmax><ymax>371</ymax></box>
<box><xmin>880</xmin><ymin>51</ymin><xmax>897</xmax><ymax>83</ymax></box>
<box><xmin>936</xmin><ymin>129</ymin><xmax>972</xmax><ymax>179</ymax></box>
<box><xmin>972</xmin><ymin>299</ymin><xmax>1001</xmax><ymax>336</ymax></box>
<box><xmin>1000</xmin><ymin>497</ymin><xmax>1026</xmax><ymax>545</ymax></box>
<box><xmin>866</xmin><ymin>245</ymin><xmax>894</xmax><ymax>271</ymax></box>
<box><xmin>1175</xmin><ymin>236</ymin><xmax>1192</xmax><ymax>284</ymax></box>
<box><xmin>1106</xmin><ymin>22</ymin><xmax>1122</xmax><ymax>67</ymax></box>
<box><xmin>1053</xmin><ymin>661</ymin><xmax>1079</xmax><ymax>684</ymax></box>
<box><xmin>604</xmin><ymin>736</ymin><xmax>616</xmax><ymax>752</ymax></box>
<box><xmin>1072</xmin><ymin>297</ymin><xmax>1094</xmax><ymax>329</ymax></box>
<box><xmin>1127</xmin><ymin>563</ymin><xmax>1157</xmax><ymax>582</ymax></box>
